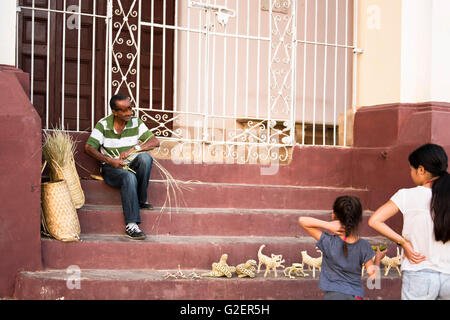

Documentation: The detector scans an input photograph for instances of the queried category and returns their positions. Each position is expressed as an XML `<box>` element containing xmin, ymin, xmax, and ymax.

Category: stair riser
<box><xmin>72</xmin><ymin>134</ymin><xmax>356</xmax><ymax>188</ymax></box>
<box><xmin>81</xmin><ymin>180</ymin><xmax>368</xmax><ymax>210</ymax></box>
<box><xmin>42</xmin><ymin>240</ymin><xmax>397</xmax><ymax>271</ymax></box>
<box><xmin>14</xmin><ymin>275</ymin><xmax>401</xmax><ymax>300</ymax></box>
<box><xmin>78</xmin><ymin>209</ymin><xmax>379</xmax><ymax>237</ymax></box>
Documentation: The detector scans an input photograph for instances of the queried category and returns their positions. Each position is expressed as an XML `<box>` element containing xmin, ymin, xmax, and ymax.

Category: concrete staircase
<box><xmin>13</xmin><ymin>150</ymin><xmax>402</xmax><ymax>300</ymax></box>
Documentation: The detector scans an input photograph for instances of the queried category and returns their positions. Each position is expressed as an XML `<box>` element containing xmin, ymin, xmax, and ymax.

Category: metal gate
<box><xmin>17</xmin><ymin>0</ymin><xmax>359</xmax><ymax>163</ymax></box>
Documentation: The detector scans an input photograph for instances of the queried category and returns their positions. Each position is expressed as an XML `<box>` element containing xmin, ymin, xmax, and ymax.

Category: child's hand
<box><xmin>327</xmin><ymin>220</ymin><xmax>345</xmax><ymax>236</ymax></box>
<box><xmin>375</xmin><ymin>247</ymin><xmax>387</xmax><ymax>262</ymax></box>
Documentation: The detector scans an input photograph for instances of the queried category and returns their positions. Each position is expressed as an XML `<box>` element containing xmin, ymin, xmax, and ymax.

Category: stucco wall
<box><xmin>0</xmin><ymin>66</ymin><xmax>42</xmax><ymax>298</ymax></box>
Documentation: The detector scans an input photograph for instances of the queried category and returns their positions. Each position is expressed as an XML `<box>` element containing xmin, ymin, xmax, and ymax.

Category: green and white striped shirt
<box><xmin>86</xmin><ymin>114</ymin><xmax>154</xmax><ymax>161</ymax></box>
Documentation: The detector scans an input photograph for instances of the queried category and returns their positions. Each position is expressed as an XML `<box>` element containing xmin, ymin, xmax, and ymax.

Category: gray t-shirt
<box><xmin>317</xmin><ymin>232</ymin><xmax>375</xmax><ymax>297</ymax></box>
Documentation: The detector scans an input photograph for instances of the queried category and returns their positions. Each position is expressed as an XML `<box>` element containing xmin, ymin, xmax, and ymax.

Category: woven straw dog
<box><xmin>41</xmin><ymin>179</ymin><xmax>80</xmax><ymax>242</ymax></box>
<box><xmin>49</xmin><ymin>158</ymin><xmax>85</xmax><ymax>209</ymax></box>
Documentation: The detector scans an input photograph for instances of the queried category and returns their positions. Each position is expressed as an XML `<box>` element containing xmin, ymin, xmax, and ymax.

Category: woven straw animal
<box><xmin>381</xmin><ymin>247</ymin><xmax>402</xmax><ymax>276</ymax></box>
<box><xmin>201</xmin><ymin>254</ymin><xmax>236</xmax><ymax>278</ymax></box>
<box><xmin>361</xmin><ymin>257</ymin><xmax>375</xmax><ymax>278</ymax></box>
<box><xmin>284</xmin><ymin>263</ymin><xmax>309</xmax><ymax>279</ymax></box>
<box><xmin>257</xmin><ymin>244</ymin><xmax>285</xmax><ymax>277</ymax></box>
<box><xmin>301</xmin><ymin>249</ymin><xmax>322</xmax><ymax>278</ymax></box>
<box><xmin>236</xmin><ymin>259</ymin><xmax>257</xmax><ymax>278</ymax></box>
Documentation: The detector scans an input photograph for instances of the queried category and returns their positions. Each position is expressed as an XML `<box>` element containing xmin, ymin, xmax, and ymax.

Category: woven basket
<box><xmin>41</xmin><ymin>179</ymin><xmax>81</xmax><ymax>242</ymax></box>
<box><xmin>50</xmin><ymin>158</ymin><xmax>85</xmax><ymax>209</ymax></box>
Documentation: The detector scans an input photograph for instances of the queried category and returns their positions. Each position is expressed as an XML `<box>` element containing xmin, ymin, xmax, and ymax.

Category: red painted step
<box><xmin>41</xmin><ymin>234</ymin><xmax>395</xmax><ymax>271</ymax></box>
<box><xmin>73</xmin><ymin>137</ymin><xmax>357</xmax><ymax>188</ymax></box>
<box><xmin>81</xmin><ymin>180</ymin><xmax>369</xmax><ymax>210</ymax></box>
<box><xmin>77</xmin><ymin>205</ymin><xmax>380</xmax><ymax>237</ymax></box>
<box><xmin>14</xmin><ymin>269</ymin><xmax>402</xmax><ymax>300</ymax></box>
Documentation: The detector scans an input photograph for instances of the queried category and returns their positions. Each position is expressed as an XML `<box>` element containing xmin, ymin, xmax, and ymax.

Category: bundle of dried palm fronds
<box><xmin>42</xmin><ymin>130</ymin><xmax>85</xmax><ymax>209</ymax></box>
<box><xmin>42</xmin><ymin>130</ymin><xmax>77</xmax><ymax>169</ymax></box>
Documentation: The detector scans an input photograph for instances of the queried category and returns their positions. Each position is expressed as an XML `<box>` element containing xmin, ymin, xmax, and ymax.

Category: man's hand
<box><xmin>120</xmin><ymin>148</ymin><xmax>134</xmax><ymax>161</ymax></box>
<box><xmin>108</xmin><ymin>158</ymin><xmax>126</xmax><ymax>168</ymax></box>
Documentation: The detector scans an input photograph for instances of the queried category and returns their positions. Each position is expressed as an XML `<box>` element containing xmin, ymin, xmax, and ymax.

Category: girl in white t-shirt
<box><xmin>369</xmin><ymin>143</ymin><xmax>450</xmax><ymax>300</ymax></box>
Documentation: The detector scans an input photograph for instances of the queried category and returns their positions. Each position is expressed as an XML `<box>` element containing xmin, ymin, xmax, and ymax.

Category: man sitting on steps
<box><xmin>85</xmin><ymin>93</ymin><xmax>160</xmax><ymax>240</ymax></box>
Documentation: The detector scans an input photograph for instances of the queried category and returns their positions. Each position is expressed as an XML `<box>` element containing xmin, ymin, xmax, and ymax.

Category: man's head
<box><xmin>109</xmin><ymin>94</ymin><xmax>132</xmax><ymax>122</ymax></box>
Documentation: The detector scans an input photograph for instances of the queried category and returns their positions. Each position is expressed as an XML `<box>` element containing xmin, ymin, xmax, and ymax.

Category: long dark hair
<box><xmin>409</xmin><ymin>143</ymin><xmax>450</xmax><ymax>243</ymax></box>
<box><xmin>333</xmin><ymin>196</ymin><xmax>363</xmax><ymax>258</ymax></box>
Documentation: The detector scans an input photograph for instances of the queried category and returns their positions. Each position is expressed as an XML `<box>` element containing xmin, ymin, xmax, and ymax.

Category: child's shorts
<box><xmin>402</xmin><ymin>269</ymin><xmax>450</xmax><ymax>300</ymax></box>
<box><xmin>324</xmin><ymin>291</ymin><xmax>363</xmax><ymax>300</ymax></box>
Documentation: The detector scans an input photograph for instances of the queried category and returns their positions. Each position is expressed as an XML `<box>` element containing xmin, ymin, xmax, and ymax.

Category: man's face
<box><xmin>112</xmin><ymin>98</ymin><xmax>133</xmax><ymax>122</ymax></box>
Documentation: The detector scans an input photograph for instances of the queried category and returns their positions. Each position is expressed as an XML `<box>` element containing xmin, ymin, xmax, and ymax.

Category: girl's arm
<box><xmin>364</xmin><ymin>248</ymin><xmax>386</xmax><ymax>281</ymax></box>
<box><xmin>368</xmin><ymin>200</ymin><xmax>426</xmax><ymax>264</ymax></box>
<box><xmin>298</xmin><ymin>217</ymin><xmax>344</xmax><ymax>241</ymax></box>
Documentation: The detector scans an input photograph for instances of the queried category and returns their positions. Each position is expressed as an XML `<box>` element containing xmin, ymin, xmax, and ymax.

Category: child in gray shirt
<box><xmin>299</xmin><ymin>196</ymin><xmax>386</xmax><ymax>299</ymax></box>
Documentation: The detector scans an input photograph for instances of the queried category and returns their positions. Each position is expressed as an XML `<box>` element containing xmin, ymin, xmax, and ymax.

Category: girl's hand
<box><xmin>327</xmin><ymin>220</ymin><xmax>345</xmax><ymax>236</ymax></box>
<box><xmin>375</xmin><ymin>247</ymin><xmax>387</xmax><ymax>262</ymax></box>
<box><xmin>402</xmin><ymin>239</ymin><xmax>426</xmax><ymax>264</ymax></box>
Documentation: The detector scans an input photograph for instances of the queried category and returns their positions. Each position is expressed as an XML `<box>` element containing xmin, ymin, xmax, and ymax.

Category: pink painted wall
<box><xmin>0</xmin><ymin>66</ymin><xmax>42</xmax><ymax>297</ymax></box>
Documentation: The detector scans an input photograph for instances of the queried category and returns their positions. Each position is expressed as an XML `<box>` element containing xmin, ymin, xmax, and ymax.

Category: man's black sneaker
<box><xmin>139</xmin><ymin>202</ymin><xmax>153</xmax><ymax>210</ymax></box>
<box><xmin>125</xmin><ymin>225</ymin><xmax>146</xmax><ymax>240</ymax></box>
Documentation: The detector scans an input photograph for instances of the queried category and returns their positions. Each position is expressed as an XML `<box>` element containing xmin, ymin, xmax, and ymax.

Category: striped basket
<box><xmin>41</xmin><ymin>179</ymin><xmax>80</xmax><ymax>242</ymax></box>
<box><xmin>49</xmin><ymin>158</ymin><xmax>85</xmax><ymax>209</ymax></box>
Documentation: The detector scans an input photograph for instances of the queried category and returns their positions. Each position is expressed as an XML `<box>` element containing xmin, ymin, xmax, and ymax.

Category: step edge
<box><xmin>41</xmin><ymin>234</ymin><xmax>389</xmax><ymax>244</ymax></box>
<box><xmin>82</xmin><ymin>179</ymin><xmax>369</xmax><ymax>192</ymax></box>
<box><xmin>79</xmin><ymin>205</ymin><xmax>374</xmax><ymax>216</ymax></box>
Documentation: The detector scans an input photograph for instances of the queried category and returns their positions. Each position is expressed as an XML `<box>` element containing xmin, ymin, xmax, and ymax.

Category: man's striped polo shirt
<box><xmin>86</xmin><ymin>114</ymin><xmax>154</xmax><ymax>161</ymax></box>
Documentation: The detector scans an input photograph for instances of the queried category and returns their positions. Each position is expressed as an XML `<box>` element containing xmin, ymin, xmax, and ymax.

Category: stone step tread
<box><xmin>40</xmin><ymin>235</ymin><xmax>396</xmax><ymax>270</ymax></box>
<box><xmin>41</xmin><ymin>234</ymin><xmax>388</xmax><ymax>244</ymax></box>
<box><xmin>15</xmin><ymin>269</ymin><xmax>402</xmax><ymax>300</ymax></box>
<box><xmin>19</xmin><ymin>269</ymin><xmax>401</xmax><ymax>281</ymax></box>
<box><xmin>79</xmin><ymin>204</ymin><xmax>374</xmax><ymax>216</ymax></box>
<box><xmin>81</xmin><ymin>179</ymin><xmax>370</xmax><ymax>210</ymax></box>
<box><xmin>76</xmin><ymin>206</ymin><xmax>379</xmax><ymax>237</ymax></box>
<box><xmin>84</xmin><ymin>178</ymin><xmax>369</xmax><ymax>191</ymax></box>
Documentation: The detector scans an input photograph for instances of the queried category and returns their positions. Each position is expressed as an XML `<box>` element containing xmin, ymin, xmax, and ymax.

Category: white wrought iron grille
<box><xmin>16</xmin><ymin>0</ymin><xmax>360</xmax><ymax>163</ymax></box>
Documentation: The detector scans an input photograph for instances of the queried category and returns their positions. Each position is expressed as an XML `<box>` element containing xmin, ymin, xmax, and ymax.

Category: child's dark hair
<box><xmin>333</xmin><ymin>196</ymin><xmax>363</xmax><ymax>258</ymax></box>
<box><xmin>409</xmin><ymin>143</ymin><xmax>450</xmax><ymax>243</ymax></box>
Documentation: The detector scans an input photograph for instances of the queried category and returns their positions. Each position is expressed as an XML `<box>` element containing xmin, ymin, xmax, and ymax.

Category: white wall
<box><xmin>400</xmin><ymin>0</ymin><xmax>450</xmax><ymax>103</ymax></box>
<box><xmin>430</xmin><ymin>0</ymin><xmax>450</xmax><ymax>102</ymax></box>
<box><xmin>0</xmin><ymin>0</ymin><xmax>17</xmax><ymax>66</ymax></box>
<box><xmin>400</xmin><ymin>0</ymin><xmax>432</xmax><ymax>103</ymax></box>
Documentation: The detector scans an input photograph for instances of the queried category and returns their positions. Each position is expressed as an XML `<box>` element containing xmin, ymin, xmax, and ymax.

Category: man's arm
<box><xmin>119</xmin><ymin>136</ymin><xmax>160</xmax><ymax>160</ymax></box>
<box><xmin>85</xmin><ymin>144</ymin><xmax>125</xmax><ymax>168</ymax></box>
<box><xmin>139</xmin><ymin>136</ymin><xmax>160</xmax><ymax>151</ymax></box>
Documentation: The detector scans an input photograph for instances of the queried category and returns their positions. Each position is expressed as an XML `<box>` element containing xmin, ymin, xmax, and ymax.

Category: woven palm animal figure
<box><xmin>236</xmin><ymin>259</ymin><xmax>257</xmax><ymax>278</ymax></box>
<box><xmin>381</xmin><ymin>247</ymin><xmax>402</xmax><ymax>276</ymax></box>
<box><xmin>257</xmin><ymin>244</ymin><xmax>285</xmax><ymax>278</ymax></box>
<box><xmin>284</xmin><ymin>263</ymin><xmax>309</xmax><ymax>279</ymax></box>
<box><xmin>201</xmin><ymin>254</ymin><xmax>236</xmax><ymax>278</ymax></box>
<box><xmin>301</xmin><ymin>249</ymin><xmax>322</xmax><ymax>278</ymax></box>
<box><xmin>361</xmin><ymin>257</ymin><xmax>375</xmax><ymax>278</ymax></box>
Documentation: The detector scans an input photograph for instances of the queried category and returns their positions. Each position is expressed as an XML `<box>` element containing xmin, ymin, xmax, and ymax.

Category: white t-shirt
<box><xmin>391</xmin><ymin>186</ymin><xmax>450</xmax><ymax>274</ymax></box>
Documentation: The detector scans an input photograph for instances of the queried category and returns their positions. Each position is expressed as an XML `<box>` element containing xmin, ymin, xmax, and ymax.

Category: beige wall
<box><xmin>0</xmin><ymin>0</ymin><xmax>17</xmax><ymax>66</ymax></box>
<box><xmin>357</xmin><ymin>0</ymin><xmax>450</xmax><ymax>107</ymax></box>
<box><xmin>356</xmin><ymin>0</ymin><xmax>402</xmax><ymax>107</ymax></box>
